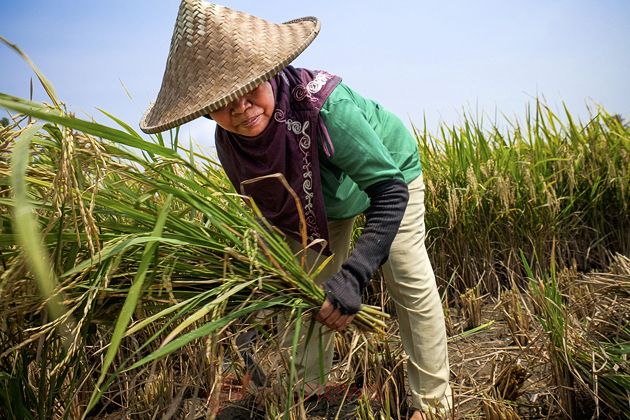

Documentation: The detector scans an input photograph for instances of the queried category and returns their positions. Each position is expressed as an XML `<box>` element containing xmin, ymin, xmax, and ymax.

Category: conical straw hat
<box><xmin>140</xmin><ymin>0</ymin><xmax>320</xmax><ymax>133</ymax></box>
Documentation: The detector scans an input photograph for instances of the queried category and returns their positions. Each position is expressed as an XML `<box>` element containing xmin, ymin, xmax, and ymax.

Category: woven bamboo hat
<box><xmin>139</xmin><ymin>0</ymin><xmax>320</xmax><ymax>134</ymax></box>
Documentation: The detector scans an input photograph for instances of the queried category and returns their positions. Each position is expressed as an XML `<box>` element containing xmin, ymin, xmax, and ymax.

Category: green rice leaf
<box><xmin>62</xmin><ymin>235</ymin><xmax>190</xmax><ymax>277</ymax></box>
<box><xmin>125</xmin><ymin>298</ymin><xmax>288</xmax><ymax>371</ymax></box>
<box><xmin>10</xmin><ymin>124</ymin><xmax>68</xmax><ymax>324</ymax></box>
<box><xmin>85</xmin><ymin>194</ymin><xmax>173</xmax><ymax>415</ymax></box>
<box><xmin>98</xmin><ymin>107</ymin><xmax>143</xmax><ymax>139</ymax></box>
<box><xmin>159</xmin><ymin>278</ymin><xmax>258</xmax><ymax>346</ymax></box>
<box><xmin>0</xmin><ymin>36</ymin><xmax>61</xmax><ymax>108</ymax></box>
<box><xmin>0</xmin><ymin>93</ymin><xmax>179</xmax><ymax>159</ymax></box>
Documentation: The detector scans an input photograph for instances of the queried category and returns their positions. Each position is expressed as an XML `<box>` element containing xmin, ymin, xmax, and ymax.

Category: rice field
<box><xmin>0</xmin><ymin>44</ymin><xmax>629</xmax><ymax>419</ymax></box>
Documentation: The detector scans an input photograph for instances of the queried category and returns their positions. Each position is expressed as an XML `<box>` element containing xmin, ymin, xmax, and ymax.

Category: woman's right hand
<box><xmin>316</xmin><ymin>298</ymin><xmax>355</xmax><ymax>331</ymax></box>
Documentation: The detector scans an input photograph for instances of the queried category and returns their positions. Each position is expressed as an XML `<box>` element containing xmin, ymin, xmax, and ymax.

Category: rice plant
<box><xmin>526</xmin><ymin>251</ymin><xmax>630</xmax><ymax>419</ymax></box>
<box><xmin>416</xmin><ymin>104</ymin><xmax>630</xmax><ymax>296</ymax></box>
<box><xmin>0</xmin><ymin>42</ymin><xmax>389</xmax><ymax>418</ymax></box>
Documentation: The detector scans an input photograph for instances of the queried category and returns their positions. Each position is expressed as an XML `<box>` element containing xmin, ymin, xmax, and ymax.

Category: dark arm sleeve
<box><xmin>323</xmin><ymin>178</ymin><xmax>409</xmax><ymax>315</ymax></box>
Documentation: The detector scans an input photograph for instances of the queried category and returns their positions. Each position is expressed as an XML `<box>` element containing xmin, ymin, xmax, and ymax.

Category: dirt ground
<box><xmin>209</xmin><ymin>300</ymin><xmax>568</xmax><ymax>419</ymax></box>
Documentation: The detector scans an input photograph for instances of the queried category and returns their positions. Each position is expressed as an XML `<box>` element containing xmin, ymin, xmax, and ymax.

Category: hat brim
<box><xmin>140</xmin><ymin>9</ymin><xmax>320</xmax><ymax>134</ymax></box>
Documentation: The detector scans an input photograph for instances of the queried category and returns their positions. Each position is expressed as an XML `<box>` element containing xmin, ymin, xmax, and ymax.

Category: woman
<box><xmin>140</xmin><ymin>1</ymin><xmax>452</xmax><ymax>417</ymax></box>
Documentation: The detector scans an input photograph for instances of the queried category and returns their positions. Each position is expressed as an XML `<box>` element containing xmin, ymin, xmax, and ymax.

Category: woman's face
<box><xmin>209</xmin><ymin>82</ymin><xmax>275</xmax><ymax>137</ymax></box>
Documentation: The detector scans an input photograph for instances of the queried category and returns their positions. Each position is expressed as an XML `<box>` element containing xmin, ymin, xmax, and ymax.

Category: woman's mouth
<box><xmin>239</xmin><ymin>114</ymin><xmax>262</xmax><ymax>128</ymax></box>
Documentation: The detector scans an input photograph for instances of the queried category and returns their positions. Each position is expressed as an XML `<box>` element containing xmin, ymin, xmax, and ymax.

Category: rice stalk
<box><xmin>501</xmin><ymin>287</ymin><xmax>531</xmax><ymax>347</ymax></box>
<box><xmin>415</xmin><ymin>100</ymin><xmax>630</xmax><ymax>297</ymax></box>
<box><xmin>525</xmin><ymin>251</ymin><xmax>630</xmax><ymax>419</ymax></box>
<box><xmin>459</xmin><ymin>285</ymin><xmax>482</xmax><ymax>330</ymax></box>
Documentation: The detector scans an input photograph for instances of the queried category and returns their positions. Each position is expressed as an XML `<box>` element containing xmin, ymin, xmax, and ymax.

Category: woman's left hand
<box><xmin>316</xmin><ymin>298</ymin><xmax>355</xmax><ymax>331</ymax></box>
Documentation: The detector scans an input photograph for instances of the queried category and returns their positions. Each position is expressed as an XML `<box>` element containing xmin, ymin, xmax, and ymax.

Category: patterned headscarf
<box><xmin>215</xmin><ymin>66</ymin><xmax>341</xmax><ymax>254</ymax></box>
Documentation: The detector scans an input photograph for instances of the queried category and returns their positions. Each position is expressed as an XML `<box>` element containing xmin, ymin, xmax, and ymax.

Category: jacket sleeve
<box><xmin>323</xmin><ymin>178</ymin><xmax>409</xmax><ymax>315</ymax></box>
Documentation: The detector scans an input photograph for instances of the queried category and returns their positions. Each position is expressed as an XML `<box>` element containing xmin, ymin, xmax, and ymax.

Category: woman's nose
<box><xmin>231</xmin><ymin>96</ymin><xmax>251</xmax><ymax>114</ymax></box>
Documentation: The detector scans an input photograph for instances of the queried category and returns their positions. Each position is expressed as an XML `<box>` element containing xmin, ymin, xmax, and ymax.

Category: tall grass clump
<box><xmin>0</xmin><ymin>46</ymin><xmax>388</xmax><ymax>417</ymax></box>
<box><xmin>526</xmin><ymin>252</ymin><xmax>630</xmax><ymax>419</ymax></box>
<box><xmin>416</xmin><ymin>104</ymin><xmax>630</xmax><ymax>295</ymax></box>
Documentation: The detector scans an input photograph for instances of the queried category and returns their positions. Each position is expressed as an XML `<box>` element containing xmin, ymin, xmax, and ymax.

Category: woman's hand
<box><xmin>316</xmin><ymin>298</ymin><xmax>355</xmax><ymax>331</ymax></box>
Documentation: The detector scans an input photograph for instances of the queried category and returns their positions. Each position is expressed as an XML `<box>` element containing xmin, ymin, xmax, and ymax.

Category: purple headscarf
<box><xmin>215</xmin><ymin>66</ymin><xmax>341</xmax><ymax>254</ymax></box>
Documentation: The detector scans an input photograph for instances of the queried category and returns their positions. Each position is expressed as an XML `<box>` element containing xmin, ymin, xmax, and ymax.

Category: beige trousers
<box><xmin>282</xmin><ymin>176</ymin><xmax>452</xmax><ymax>413</ymax></box>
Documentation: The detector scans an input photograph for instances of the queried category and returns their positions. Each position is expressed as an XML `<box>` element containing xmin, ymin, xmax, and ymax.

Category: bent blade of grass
<box><xmin>0</xmin><ymin>93</ymin><xmax>179</xmax><ymax>159</ymax></box>
<box><xmin>285</xmin><ymin>306</ymin><xmax>303</xmax><ymax>418</ymax></box>
<box><xmin>124</xmin><ymin>292</ymin><xmax>210</xmax><ymax>337</ymax></box>
<box><xmin>0</xmin><ymin>36</ymin><xmax>61</xmax><ymax>108</ymax></box>
<box><xmin>159</xmin><ymin>278</ymin><xmax>258</xmax><ymax>347</ymax></box>
<box><xmin>10</xmin><ymin>124</ymin><xmax>69</xmax><ymax>326</ymax></box>
<box><xmin>62</xmin><ymin>235</ymin><xmax>190</xmax><ymax>277</ymax></box>
<box><xmin>85</xmin><ymin>194</ymin><xmax>173</xmax><ymax>415</ymax></box>
<box><xmin>98</xmin><ymin>107</ymin><xmax>143</xmax><ymax>139</ymax></box>
<box><xmin>125</xmin><ymin>297</ymin><xmax>290</xmax><ymax>371</ymax></box>
<box><xmin>448</xmin><ymin>321</ymin><xmax>495</xmax><ymax>341</ymax></box>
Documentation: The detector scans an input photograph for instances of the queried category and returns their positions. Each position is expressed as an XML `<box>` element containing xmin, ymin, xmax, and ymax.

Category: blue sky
<box><xmin>1</xmin><ymin>1</ymin><xmax>629</xmax><ymax>152</ymax></box>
